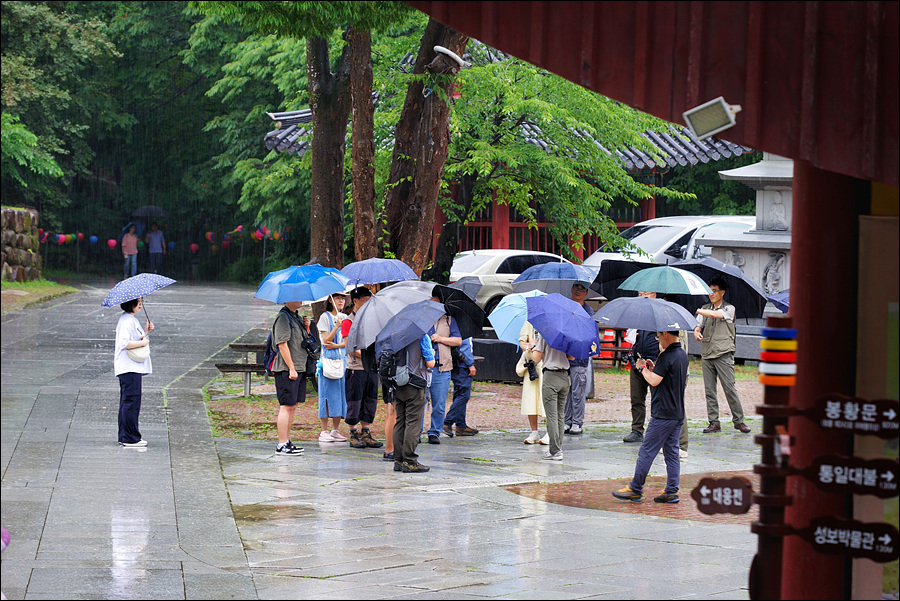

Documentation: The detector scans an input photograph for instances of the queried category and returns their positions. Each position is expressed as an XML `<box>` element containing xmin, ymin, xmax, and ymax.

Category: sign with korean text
<box><xmin>690</xmin><ymin>477</ymin><xmax>753</xmax><ymax>515</ymax></box>
<box><xmin>802</xmin><ymin>395</ymin><xmax>899</xmax><ymax>438</ymax></box>
<box><xmin>796</xmin><ymin>455</ymin><xmax>899</xmax><ymax>498</ymax></box>
<box><xmin>796</xmin><ymin>516</ymin><xmax>899</xmax><ymax>563</ymax></box>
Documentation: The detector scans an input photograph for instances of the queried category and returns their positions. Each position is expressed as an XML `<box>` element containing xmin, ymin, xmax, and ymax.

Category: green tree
<box><xmin>0</xmin><ymin>113</ymin><xmax>64</xmax><ymax>189</ymax></box>
<box><xmin>661</xmin><ymin>151</ymin><xmax>761</xmax><ymax>215</ymax></box>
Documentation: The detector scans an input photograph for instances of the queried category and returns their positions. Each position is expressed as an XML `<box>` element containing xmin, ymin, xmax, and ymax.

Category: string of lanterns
<box><xmin>37</xmin><ymin>225</ymin><xmax>287</xmax><ymax>254</ymax></box>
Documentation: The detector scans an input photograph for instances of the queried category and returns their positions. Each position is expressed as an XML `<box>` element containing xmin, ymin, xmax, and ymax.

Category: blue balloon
<box><xmin>89</xmin><ymin>235</ymin><xmax>98</xmax><ymax>245</ymax></box>
<box><xmin>167</xmin><ymin>241</ymin><xmax>176</xmax><ymax>250</ymax></box>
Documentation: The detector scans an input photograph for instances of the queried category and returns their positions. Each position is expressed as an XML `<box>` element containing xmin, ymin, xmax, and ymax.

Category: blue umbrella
<box><xmin>254</xmin><ymin>264</ymin><xmax>350</xmax><ymax>303</ymax></box>
<box><xmin>487</xmin><ymin>290</ymin><xmax>547</xmax><ymax>344</ymax></box>
<box><xmin>341</xmin><ymin>258</ymin><xmax>418</xmax><ymax>286</ymax></box>
<box><xmin>525</xmin><ymin>293</ymin><xmax>601</xmax><ymax>360</ymax></box>
<box><xmin>512</xmin><ymin>262</ymin><xmax>600</xmax><ymax>297</ymax></box>
<box><xmin>767</xmin><ymin>290</ymin><xmax>790</xmax><ymax>313</ymax></box>
<box><xmin>448</xmin><ymin>276</ymin><xmax>482</xmax><ymax>301</ymax></box>
<box><xmin>101</xmin><ymin>273</ymin><xmax>176</xmax><ymax>307</ymax></box>
<box><xmin>374</xmin><ymin>300</ymin><xmax>446</xmax><ymax>357</ymax></box>
<box><xmin>594</xmin><ymin>296</ymin><xmax>697</xmax><ymax>332</ymax></box>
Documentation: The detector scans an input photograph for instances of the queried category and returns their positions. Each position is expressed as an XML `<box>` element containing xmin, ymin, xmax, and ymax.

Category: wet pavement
<box><xmin>1</xmin><ymin>281</ymin><xmax>759</xmax><ymax>599</ymax></box>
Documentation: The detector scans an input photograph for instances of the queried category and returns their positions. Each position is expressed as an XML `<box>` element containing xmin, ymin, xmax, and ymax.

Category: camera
<box><xmin>625</xmin><ymin>351</ymin><xmax>641</xmax><ymax>370</ymax></box>
<box><xmin>523</xmin><ymin>359</ymin><xmax>539</xmax><ymax>381</ymax></box>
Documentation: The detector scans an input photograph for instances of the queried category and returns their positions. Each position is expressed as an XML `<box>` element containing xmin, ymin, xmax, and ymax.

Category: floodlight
<box><xmin>683</xmin><ymin>97</ymin><xmax>742</xmax><ymax>140</ymax></box>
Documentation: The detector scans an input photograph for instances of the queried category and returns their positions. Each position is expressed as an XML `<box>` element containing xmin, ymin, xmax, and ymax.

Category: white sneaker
<box><xmin>318</xmin><ymin>431</ymin><xmax>335</xmax><ymax>442</ymax></box>
<box><xmin>569</xmin><ymin>424</ymin><xmax>583</xmax><ymax>435</ymax></box>
<box><xmin>120</xmin><ymin>440</ymin><xmax>147</xmax><ymax>447</ymax></box>
<box><xmin>329</xmin><ymin>430</ymin><xmax>347</xmax><ymax>442</ymax></box>
<box><xmin>539</xmin><ymin>433</ymin><xmax>550</xmax><ymax>445</ymax></box>
<box><xmin>541</xmin><ymin>450</ymin><xmax>563</xmax><ymax>461</ymax></box>
<box><xmin>524</xmin><ymin>431</ymin><xmax>541</xmax><ymax>444</ymax></box>
<box><xmin>679</xmin><ymin>449</ymin><xmax>689</xmax><ymax>459</ymax></box>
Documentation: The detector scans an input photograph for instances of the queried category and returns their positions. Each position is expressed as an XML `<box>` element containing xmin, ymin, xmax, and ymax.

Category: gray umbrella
<box><xmin>594</xmin><ymin>296</ymin><xmax>697</xmax><ymax>332</ymax></box>
<box><xmin>345</xmin><ymin>280</ymin><xmax>433</xmax><ymax>352</ymax></box>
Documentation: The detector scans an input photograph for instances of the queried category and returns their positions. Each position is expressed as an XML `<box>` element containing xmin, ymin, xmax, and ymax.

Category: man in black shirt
<box><xmin>612</xmin><ymin>330</ymin><xmax>688</xmax><ymax>503</ymax></box>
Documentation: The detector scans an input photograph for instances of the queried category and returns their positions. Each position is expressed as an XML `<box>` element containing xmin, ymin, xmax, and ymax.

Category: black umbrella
<box><xmin>589</xmin><ymin>259</ymin><xmax>660</xmax><ymax>300</ymax></box>
<box><xmin>671</xmin><ymin>257</ymin><xmax>767</xmax><ymax>320</ymax></box>
<box><xmin>130</xmin><ymin>205</ymin><xmax>168</xmax><ymax>219</ymax></box>
<box><xmin>432</xmin><ymin>283</ymin><xmax>486</xmax><ymax>339</ymax></box>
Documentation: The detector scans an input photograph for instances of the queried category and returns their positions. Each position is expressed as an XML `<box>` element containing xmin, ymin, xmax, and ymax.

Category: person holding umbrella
<box><xmin>317</xmin><ymin>294</ymin><xmax>349</xmax><ymax>443</ymax></box>
<box><xmin>343</xmin><ymin>287</ymin><xmax>384</xmax><ymax>450</ymax></box>
<box><xmin>114</xmin><ymin>297</ymin><xmax>154</xmax><ymax>447</ymax></box>
<box><xmin>529</xmin><ymin>330</ymin><xmax>572</xmax><ymax>460</ymax></box>
<box><xmin>694</xmin><ymin>277</ymin><xmax>751</xmax><ymax>434</ymax></box>
<box><xmin>612</xmin><ymin>329</ymin><xmax>689</xmax><ymax>503</ymax></box>
<box><xmin>145</xmin><ymin>223</ymin><xmax>166</xmax><ymax>275</ymax></box>
<box><xmin>271</xmin><ymin>301</ymin><xmax>311</xmax><ymax>455</ymax></box>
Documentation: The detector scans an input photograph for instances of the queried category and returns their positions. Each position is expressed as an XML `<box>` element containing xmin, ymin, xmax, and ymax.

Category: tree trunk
<box><xmin>384</xmin><ymin>18</ymin><xmax>468</xmax><ymax>274</ymax></box>
<box><xmin>346</xmin><ymin>27</ymin><xmax>378</xmax><ymax>262</ymax></box>
<box><xmin>422</xmin><ymin>174</ymin><xmax>475</xmax><ymax>283</ymax></box>
<box><xmin>307</xmin><ymin>36</ymin><xmax>351</xmax><ymax>268</ymax></box>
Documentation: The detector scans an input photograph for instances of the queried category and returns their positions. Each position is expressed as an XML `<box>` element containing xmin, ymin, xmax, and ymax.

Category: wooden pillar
<box><xmin>782</xmin><ymin>160</ymin><xmax>863</xmax><ymax>599</ymax></box>
<box><xmin>493</xmin><ymin>194</ymin><xmax>509</xmax><ymax>249</ymax></box>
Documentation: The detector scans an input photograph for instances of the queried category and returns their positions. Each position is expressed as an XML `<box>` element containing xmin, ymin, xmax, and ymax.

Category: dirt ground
<box><xmin>205</xmin><ymin>360</ymin><xmax>762</xmax><ymax>442</ymax></box>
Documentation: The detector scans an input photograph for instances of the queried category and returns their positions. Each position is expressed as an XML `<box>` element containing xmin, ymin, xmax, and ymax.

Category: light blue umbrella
<box><xmin>487</xmin><ymin>290</ymin><xmax>547</xmax><ymax>344</ymax></box>
<box><xmin>511</xmin><ymin>262</ymin><xmax>599</xmax><ymax>297</ymax></box>
<box><xmin>254</xmin><ymin>264</ymin><xmax>349</xmax><ymax>303</ymax></box>
<box><xmin>341</xmin><ymin>257</ymin><xmax>418</xmax><ymax>286</ymax></box>
<box><xmin>619</xmin><ymin>266</ymin><xmax>712</xmax><ymax>296</ymax></box>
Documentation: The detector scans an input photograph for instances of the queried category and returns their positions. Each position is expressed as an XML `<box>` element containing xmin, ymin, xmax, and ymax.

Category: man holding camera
<box><xmin>624</xmin><ymin>294</ymin><xmax>660</xmax><ymax>444</ymax></box>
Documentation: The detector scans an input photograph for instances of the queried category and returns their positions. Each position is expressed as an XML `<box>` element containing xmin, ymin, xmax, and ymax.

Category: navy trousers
<box><xmin>444</xmin><ymin>366</ymin><xmax>473</xmax><ymax>427</ymax></box>
<box><xmin>629</xmin><ymin>417</ymin><xmax>683</xmax><ymax>495</ymax></box>
<box><xmin>117</xmin><ymin>372</ymin><xmax>143</xmax><ymax>444</ymax></box>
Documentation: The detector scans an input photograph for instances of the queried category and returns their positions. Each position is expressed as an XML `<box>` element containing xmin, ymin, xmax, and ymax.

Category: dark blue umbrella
<box><xmin>525</xmin><ymin>293</ymin><xmax>601</xmax><ymax>360</ymax></box>
<box><xmin>767</xmin><ymin>290</ymin><xmax>790</xmax><ymax>313</ymax></box>
<box><xmin>374</xmin><ymin>300</ymin><xmax>446</xmax><ymax>357</ymax></box>
<box><xmin>594</xmin><ymin>296</ymin><xmax>697</xmax><ymax>332</ymax></box>
<box><xmin>101</xmin><ymin>273</ymin><xmax>176</xmax><ymax>322</ymax></box>
<box><xmin>589</xmin><ymin>259</ymin><xmax>658</xmax><ymax>300</ymax></box>
<box><xmin>254</xmin><ymin>264</ymin><xmax>349</xmax><ymax>303</ymax></box>
<box><xmin>512</xmin><ymin>262</ymin><xmax>598</xmax><ymax>296</ymax></box>
<box><xmin>341</xmin><ymin>258</ymin><xmax>418</xmax><ymax>286</ymax></box>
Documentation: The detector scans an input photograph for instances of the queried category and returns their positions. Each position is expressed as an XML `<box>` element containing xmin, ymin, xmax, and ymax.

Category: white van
<box><xmin>582</xmin><ymin>215</ymin><xmax>755</xmax><ymax>268</ymax></box>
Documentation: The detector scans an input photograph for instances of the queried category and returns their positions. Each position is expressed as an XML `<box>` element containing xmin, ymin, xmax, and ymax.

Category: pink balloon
<box><xmin>108</xmin><ymin>239</ymin><xmax>117</xmax><ymax>248</ymax></box>
<box><xmin>190</xmin><ymin>243</ymin><xmax>199</xmax><ymax>254</ymax></box>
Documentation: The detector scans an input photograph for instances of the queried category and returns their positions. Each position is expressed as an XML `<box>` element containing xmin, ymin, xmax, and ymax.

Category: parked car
<box><xmin>582</xmin><ymin>215</ymin><xmax>755</xmax><ymax>269</ymax></box>
<box><xmin>449</xmin><ymin>249</ymin><xmax>572</xmax><ymax>314</ymax></box>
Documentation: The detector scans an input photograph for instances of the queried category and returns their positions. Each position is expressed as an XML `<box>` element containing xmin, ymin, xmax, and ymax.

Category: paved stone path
<box><xmin>1</xmin><ymin>281</ymin><xmax>757</xmax><ymax>599</ymax></box>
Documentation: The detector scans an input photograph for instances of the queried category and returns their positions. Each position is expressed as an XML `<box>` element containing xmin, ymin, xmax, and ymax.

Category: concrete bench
<box><xmin>215</xmin><ymin>342</ymin><xmax>268</xmax><ymax>396</ymax></box>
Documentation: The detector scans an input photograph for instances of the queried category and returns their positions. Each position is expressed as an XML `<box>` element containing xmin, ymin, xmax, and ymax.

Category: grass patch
<box><xmin>1</xmin><ymin>279</ymin><xmax>78</xmax><ymax>314</ymax></box>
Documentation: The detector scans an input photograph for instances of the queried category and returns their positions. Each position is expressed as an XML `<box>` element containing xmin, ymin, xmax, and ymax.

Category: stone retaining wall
<box><xmin>1</xmin><ymin>208</ymin><xmax>42</xmax><ymax>282</ymax></box>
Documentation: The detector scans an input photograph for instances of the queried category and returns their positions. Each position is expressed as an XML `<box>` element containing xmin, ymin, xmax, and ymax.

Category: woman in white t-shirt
<box><xmin>316</xmin><ymin>294</ymin><xmax>348</xmax><ymax>442</ymax></box>
<box><xmin>114</xmin><ymin>297</ymin><xmax>154</xmax><ymax>447</ymax></box>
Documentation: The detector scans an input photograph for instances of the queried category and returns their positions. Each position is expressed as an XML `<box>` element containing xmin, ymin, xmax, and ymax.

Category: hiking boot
<box><xmin>623</xmin><ymin>431</ymin><xmax>643</xmax><ymax>443</ymax></box>
<box><xmin>612</xmin><ymin>486</ymin><xmax>643</xmax><ymax>502</ymax></box>
<box><xmin>702</xmin><ymin>422</ymin><xmax>721</xmax><ymax>433</ymax></box>
<box><xmin>654</xmin><ymin>491</ymin><xmax>680</xmax><ymax>504</ymax></box>
<box><xmin>442</xmin><ymin>424</ymin><xmax>455</xmax><ymax>437</ymax></box>
<box><xmin>427</xmin><ymin>435</ymin><xmax>441</xmax><ymax>445</ymax></box>
<box><xmin>349</xmin><ymin>431</ymin><xmax>367</xmax><ymax>449</ymax></box>
<box><xmin>360</xmin><ymin>429</ymin><xmax>383</xmax><ymax>448</ymax></box>
<box><xmin>393</xmin><ymin>461</ymin><xmax>404</xmax><ymax>472</ymax></box>
<box><xmin>401</xmin><ymin>460</ymin><xmax>430</xmax><ymax>473</ymax></box>
<box><xmin>735</xmin><ymin>422</ymin><xmax>751</xmax><ymax>433</ymax></box>
<box><xmin>456</xmin><ymin>425</ymin><xmax>479</xmax><ymax>436</ymax></box>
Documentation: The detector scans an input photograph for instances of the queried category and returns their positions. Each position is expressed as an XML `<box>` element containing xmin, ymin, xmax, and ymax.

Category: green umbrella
<box><xmin>619</xmin><ymin>266</ymin><xmax>712</xmax><ymax>296</ymax></box>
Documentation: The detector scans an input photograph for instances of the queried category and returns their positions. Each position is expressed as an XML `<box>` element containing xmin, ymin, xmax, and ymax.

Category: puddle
<box><xmin>232</xmin><ymin>503</ymin><xmax>316</xmax><ymax>522</ymax></box>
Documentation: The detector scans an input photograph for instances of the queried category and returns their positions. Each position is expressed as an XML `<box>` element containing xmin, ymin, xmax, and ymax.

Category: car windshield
<box><xmin>603</xmin><ymin>225</ymin><xmax>677</xmax><ymax>253</ymax></box>
<box><xmin>451</xmin><ymin>253</ymin><xmax>494</xmax><ymax>273</ymax></box>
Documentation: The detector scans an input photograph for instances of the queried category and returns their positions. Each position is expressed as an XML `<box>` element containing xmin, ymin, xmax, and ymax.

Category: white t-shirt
<box><xmin>114</xmin><ymin>312</ymin><xmax>152</xmax><ymax>376</ymax></box>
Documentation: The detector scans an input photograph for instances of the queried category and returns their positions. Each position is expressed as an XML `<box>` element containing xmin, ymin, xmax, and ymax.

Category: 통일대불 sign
<box><xmin>796</xmin><ymin>455</ymin><xmax>899</xmax><ymax>499</ymax></box>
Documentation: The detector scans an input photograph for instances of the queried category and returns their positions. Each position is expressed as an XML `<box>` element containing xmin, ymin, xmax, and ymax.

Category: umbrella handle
<box><xmin>142</xmin><ymin>303</ymin><xmax>152</xmax><ymax>327</ymax></box>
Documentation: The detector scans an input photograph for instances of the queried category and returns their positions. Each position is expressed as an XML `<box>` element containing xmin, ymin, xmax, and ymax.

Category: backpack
<box><xmin>377</xmin><ymin>345</ymin><xmax>426</xmax><ymax>391</ymax></box>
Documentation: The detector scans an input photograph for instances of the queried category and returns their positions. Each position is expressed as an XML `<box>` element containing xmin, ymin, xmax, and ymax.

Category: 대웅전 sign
<box><xmin>690</xmin><ymin>477</ymin><xmax>753</xmax><ymax>515</ymax></box>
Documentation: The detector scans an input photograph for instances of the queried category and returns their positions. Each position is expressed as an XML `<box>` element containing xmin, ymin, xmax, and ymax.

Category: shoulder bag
<box><xmin>127</xmin><ymin>342</ymin><xmax>150</xmax><ymax>363</ymax></box>
<box><xmin>320</xmin><ymin>312</ymin><xmax>346</xmax><ymax>379</ymax></box>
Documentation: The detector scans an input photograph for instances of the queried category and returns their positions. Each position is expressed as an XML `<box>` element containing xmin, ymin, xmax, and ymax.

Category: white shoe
<box><xmin>329</xmin><ymin>430</ymin><xmax>347</xmax><ymax>442</ymax></box>
<box><xmin>569</xmin><ymin>424</ymin><xmax>583</xmax><ymax>435</ymax></box>
<box><xmin>679</xmin><ymin>449</ymin><xmax>689</xmax><ymax>459</ymax></box>
<box><xmin>524</xmin><ymin>431</ymin><xmax>541</xmax><ymax>444</ymax></box>
<box><xmin>539</xmin><ymin>434</ymin><xmax>550</xmax><ymax>445</ymax></box>
<box><xmin>318</xmin><ymin>431</ymin><xmax>335</xmax><ymax>442</ymax></box>
<box><xmin>120</xmin><ymin>439</ymin><xmax>147</xmax><ymax>447</ymax></box>
<box><xmin>542</xmin><ymin>451</ymin><xmax>563</xmax><ymax>461</ymax></box>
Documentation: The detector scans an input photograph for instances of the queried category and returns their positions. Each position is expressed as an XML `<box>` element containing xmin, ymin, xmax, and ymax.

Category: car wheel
<box><xmin>484</xmin><ymin>296</ymin><xmax>503</xmax><ymax>316</ymax></box>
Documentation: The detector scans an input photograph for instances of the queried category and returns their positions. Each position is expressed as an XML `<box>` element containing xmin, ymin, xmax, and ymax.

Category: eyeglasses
<box><xmin>709</xmin><ymin>288</ymin><xmax>723</xmax><ymax>294</ymax></box>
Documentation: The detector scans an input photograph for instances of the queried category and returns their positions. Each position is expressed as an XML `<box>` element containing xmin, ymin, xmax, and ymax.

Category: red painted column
<box><xmin>781</xmin><ymin>160</ymin><xmax>861</xmax><ymax>599</ymax></box>
<box><xmin>493</xmin><ymin>194</ymin><xmax>509</xmax><ymax>249</ymax></box>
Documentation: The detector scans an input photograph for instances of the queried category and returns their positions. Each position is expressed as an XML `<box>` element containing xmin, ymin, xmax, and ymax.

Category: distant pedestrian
<box><xmin>564</xmin><ymin>282</ymin><xmax>595</xmax><ymax>435</ymax></box>
<box><xmin>518</xmin><ymin>321</ymin><xmax>547</xmax><ymax>445</ymax></box>
<box><xmin>114</xmin><ymin>297</ymin><xmax>154</xmax><ymax>447</ymax></box>
<box><xmin>393</xmin><ymin>334</ymin><xmax>436</xmax><ymax>473</ymax></box>
<box><xmin>344</xmin><ymin>287</ymin><xmax>383</xmax><ymax>449</ymax></box>
<box><xmin>271</xmin><ymin>301</ymin><xmax>311</xmax><ymax>455</ymax></box>
<box><xmin>694</xmin><ymin>277</ymin><xmax>751</xmax><ymax>434</ymax></box>
<box><xmin>317</xmin><ymin>294</ymin><xmax>349</xmax><ymax>442</ymax></box>
<box><xmin>443</xmin><ymin>337</ymin><xmax>478</xmax><ymax>437</ymax></box>
<box><xmin>122</xmin><ymin>224</ymin><xmax>139</xmax><ymax>278</ymax></box>
<box><xmin>613</xmin><ymin>330</ymin><xmax>688</xmax><ymax>503</ymax></box>
<box><xmin>145</xmin><ymin>223</ymin><xmax>166</xmax><ymax>274</ymax></box>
